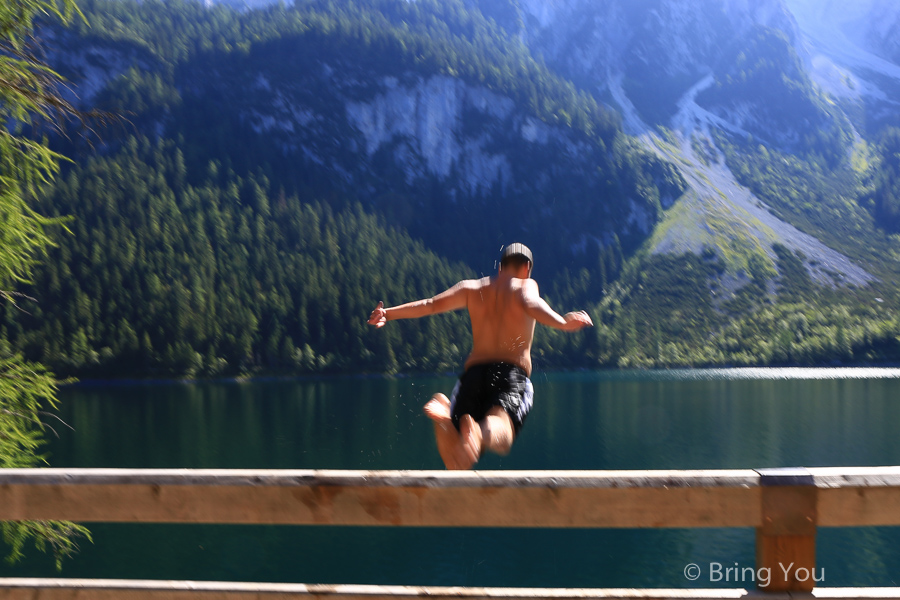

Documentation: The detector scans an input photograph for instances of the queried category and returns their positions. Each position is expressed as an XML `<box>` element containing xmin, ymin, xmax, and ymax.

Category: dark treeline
<box><xmin>3</xmin><ymin>138</ymin><xmax>474</xmax><ymax>377</ymax></box>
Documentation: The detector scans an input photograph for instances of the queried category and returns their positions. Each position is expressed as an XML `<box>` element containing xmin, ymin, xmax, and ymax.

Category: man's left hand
<box><xmin>368</xmin><ymin>301</ymin><xmax>387</xmax><ymax>328</ymax></box>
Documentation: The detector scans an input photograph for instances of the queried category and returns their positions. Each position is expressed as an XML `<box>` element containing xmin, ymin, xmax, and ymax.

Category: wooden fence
<box><xmin>1</xmin><ymin>467</ymin><xmax>900</xmax><ymax>599</ymax></box>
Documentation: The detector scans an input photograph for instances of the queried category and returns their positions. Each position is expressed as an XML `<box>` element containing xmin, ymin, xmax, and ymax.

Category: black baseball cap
<box><xmin>500</xmin><ymin>243</ymin><xmax>533</xmax><ymax>270</ymax></box>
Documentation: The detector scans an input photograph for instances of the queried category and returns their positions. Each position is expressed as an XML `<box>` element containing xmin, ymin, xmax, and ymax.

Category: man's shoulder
<box><xmin>467</xmin><ymin>276</ymin><xmax>493</xmax><ymax>288</ymax></box>
<box><xmin>519</xmin><ymin>277</ymin><xmax>539</xmax><ymax>293</ymax></box>
<box><xmin>452</xmin><ymin>277</ymin><xmax>491</xmax><ymax>298</ymax></box>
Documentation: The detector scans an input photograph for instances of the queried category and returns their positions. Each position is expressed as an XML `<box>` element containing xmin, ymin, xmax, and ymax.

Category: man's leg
<box><xmin>423</xmin><ymin>393</ymin><xmax>479</xmax><ymax>470</ymax></box>
<box><xmin>454</xmin><ymin>408</ymin><xmax>514</xmax><ymax>464</ymax></box>
<box><xmin>479</xmin><ymin>407</ymin><xmax>514</xmax><ymax>456</ymax></box>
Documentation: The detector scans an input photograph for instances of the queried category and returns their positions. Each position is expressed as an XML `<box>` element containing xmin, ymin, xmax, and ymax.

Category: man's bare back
<box><xmin>368</xmin><ymin>244</ymin><xmax>592</xmax><ymax>469</ymax></box>
<box><xmin>464</xmin><ymin>275</ymin><xmax>536</xmax><ymax>375</ymax></box>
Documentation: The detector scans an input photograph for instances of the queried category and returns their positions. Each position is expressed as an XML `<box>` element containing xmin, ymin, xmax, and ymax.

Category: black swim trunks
<box><xmin>449</xmin><ymin>362</ymin><xmax>534</xmax><ymax>435</ymax></box>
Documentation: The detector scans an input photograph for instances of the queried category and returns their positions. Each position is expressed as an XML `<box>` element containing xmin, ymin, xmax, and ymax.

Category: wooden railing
<box><xmin>2</xmin><ymin>467</ymin><xmax>900</xmax><ymax>599</ymax></box>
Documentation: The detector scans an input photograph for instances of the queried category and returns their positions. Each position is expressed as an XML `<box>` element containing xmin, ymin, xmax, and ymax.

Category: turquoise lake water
<box><xmin>2</xmin><ymin>368</ymin><xmax>900</xmax><ymax>587</ymax></box>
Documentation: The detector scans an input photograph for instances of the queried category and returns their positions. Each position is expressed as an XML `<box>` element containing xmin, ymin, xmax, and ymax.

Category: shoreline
<box><xmin>63</xmin><ymin>363</ymin><xmax>900</xmax><ymax>387</ymax></box>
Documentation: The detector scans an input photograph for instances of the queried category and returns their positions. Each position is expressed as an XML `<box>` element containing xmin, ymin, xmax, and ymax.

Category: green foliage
<box><xmin>0</xmin><ymin>0</ymin><xmax>81</xmax><ymax>297</ymax></box>
<box><xmin>707</xmin><ymin>301</ymin><xmax>900</xmax><ymax>366</ymax></box>
<box><xmin>575</xmin><ymin>245</ymin><xmax>900</xmax><ymax>369</ymax></box>
<box><xmin>690</xmin><ymin>133</ymin><xmax>719</xmax><ymax>167</ymax></box>
<box><xmin>591</xmin><ymin>253</ymin><xmax>725</xmax><ymax>368</ymax></box>
<box><xmin>0</xmin><ymin>351</ymin><xmax>92</xmax><ymax>568</ymax></box>
<box><xmin>771</xmin><ymin>243</ymin><xmax>813</xmax><ymax>303</ymax></box>
<box><xmin>1</xmin><ymin>0</ymin><xmax>91</xmax><ymax>569</ymax></box>
<box><xmin>1</xmin><ymin>0</ymin><xmax>693</xmax><ymax>378</ymax></box>
<box><xmin>712</xmin><ymin>128</ymin><xmax>900</xmax><ymax>282</ymax></box>
<box><xmin>466</xmin><ymin>0</ymin><xmax>523</xmax><ymax>35</ymax></box>
<box><xmin>94</xmin><ymin>67</ymin><xmax>182</xmax><ymax>119</ymax></box>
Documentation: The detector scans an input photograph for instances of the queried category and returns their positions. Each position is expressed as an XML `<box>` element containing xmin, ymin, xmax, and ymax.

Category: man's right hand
<box><xmin>563</xmin><ymin>311</ymin><xmax>593</xmax><ymax>331</ymax></box>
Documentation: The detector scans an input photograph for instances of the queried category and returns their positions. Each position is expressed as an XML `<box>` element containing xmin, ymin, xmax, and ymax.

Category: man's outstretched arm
<box><xmin>521</xmin><ymin>279</ymin><xmax>593</xmax><ymax>331</ymax></box>
<box><xmin>368</xmin><ymin>280</ymin><xmax>475</xmax><ymax>328</ymax></box>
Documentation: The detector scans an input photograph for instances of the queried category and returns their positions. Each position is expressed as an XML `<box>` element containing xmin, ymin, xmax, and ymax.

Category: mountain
<box><xmin>784</xmin><ymin>0</ymin><xmax>900</xmax><ymax>132</ymax></box>
<box><xmin>53</xmin><ymin>0</ymin><xmax>684</xmax><ymax>268</ymax></box>
<box><xmin>476</xmin><ymin>0</ymin><xmax>869</xmax><ymax>285</ymax></box>
<box><xmin>512</xmin><ymin>0</ymin><xmax>799</xmax><ymax>122</ymax></box>
<box><xmin>5</xmin><ymin>0</ymin><xmax>899</xmax><ymax>376</ymax></box>
<box><xmin>9</xmin><ymin>0</ymin><xmax>684</xmax><ymax>375</ymax></box>
<box><xmin>503</xmin><ymin>0</ymin><xmax>900</xmax><ymax>366</ymax></box>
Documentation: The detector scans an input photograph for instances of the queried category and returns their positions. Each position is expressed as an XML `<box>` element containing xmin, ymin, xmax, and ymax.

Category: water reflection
<box><xmin>1</xmin><ymin>370</ymin><xmax>898</xmax><ymax>586</ymax></box>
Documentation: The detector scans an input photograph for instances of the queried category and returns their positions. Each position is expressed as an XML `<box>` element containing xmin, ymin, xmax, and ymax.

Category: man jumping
<box><xmin>367</xmin><ymin>243</ymin><xmax>593</xmax><ymax>470</ymax></box>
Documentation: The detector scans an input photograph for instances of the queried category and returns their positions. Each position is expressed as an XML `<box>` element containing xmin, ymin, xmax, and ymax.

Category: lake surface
<box><xmin>3</xmin><ymin>368</ymin><xmax>900</xmax><ymax>587</ymax></box>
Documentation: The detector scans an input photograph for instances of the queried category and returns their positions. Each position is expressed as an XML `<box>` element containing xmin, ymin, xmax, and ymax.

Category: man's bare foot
<box><xmin>423</xmin><ymin>393</ymin><xmax>451</xmax><ymax>421</ymax></box>
<box><xmin>424</xmin><ymin>394</ymin><xmax>467</xmax><ymax>470</ymax></box>
<box><xmin>459</xmin><ymin>414</ymin><xmax>483</xmax><ymax>467</ymax></box>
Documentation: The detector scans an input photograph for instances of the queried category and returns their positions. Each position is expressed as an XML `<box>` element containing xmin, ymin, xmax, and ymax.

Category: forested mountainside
<box><xmin>56</xmin><ymin>0</ymin><xmax>685</xmax><ymax>265</ymax></box>
<box><xmin>4</xmin><ymin>0</ymin><xmax>900</xmax><ymax>377</ymax></box>
<box><xmin>5</xmin><ymin>0</ymin><xmax>672</xmax><ymax>376</ymax></box>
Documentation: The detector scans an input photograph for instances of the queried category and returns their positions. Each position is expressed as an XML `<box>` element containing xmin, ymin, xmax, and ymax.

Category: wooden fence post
<box><xmin>756</xmin><ymin>468</ymin><xmax>818</xmax><ymax>592</ymax></box>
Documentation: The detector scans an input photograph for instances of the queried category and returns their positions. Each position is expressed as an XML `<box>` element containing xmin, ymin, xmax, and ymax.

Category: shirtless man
<box><xmin>367</xmin><ymin>243</ymin><xmax>593</xmax><ymax>470</ymax></box>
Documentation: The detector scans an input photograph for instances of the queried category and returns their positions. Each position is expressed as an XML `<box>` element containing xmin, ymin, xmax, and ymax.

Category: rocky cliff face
<box><xmin>197</xmin><ymin>51</ymin><xmax>672</xmax><ymax>259</ymax></box>
<box><xmin>344</xmin><ymin>76</ymin><xmax>515</xmax><ymax>197</ymax></box>
<box><xmin>516</xmin><ymin>0</ymin><xmax>798</xmax><ymax>93</ymax></box>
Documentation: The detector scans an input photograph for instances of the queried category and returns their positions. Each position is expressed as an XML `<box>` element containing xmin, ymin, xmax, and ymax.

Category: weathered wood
<box><xmin>808</xmin><ymin>467</ymin><xmax>900</xmax><ymax>527</ymax></box>
<box><xmin>0</xmin><ymin>469</ymin><xmax>760</xmax><ymax>528</ymax></box>
<box><xmin>4</xmin><ymin>468</ymin><xmax>900</xmax><ymax>596</ymax></box>
<box><xmin>0</xmin><ymin>469</ymin><xmax>762</xmax><ymax>489</ymax></box>
<box><xmin>0</xmin><ymin>579</ymin><xmax>792</xmax><ymax>600</ymax></box>
<box><xmin>6</xmin><ymin>467</ymin><xmax>900</xmax><ymax>528</ymax></box>
<box><xmin>807</xmin><ymin>466</ymin><xmax>900</xmax><ymax>487</ymax></box>
<box><xmin>755</xmin><ymin>471</ymin><xmax>817</xmax><ymax>592</ymax></box>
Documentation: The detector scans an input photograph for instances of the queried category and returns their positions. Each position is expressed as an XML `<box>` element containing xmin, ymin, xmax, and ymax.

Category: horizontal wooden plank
<box><xmin>3</xmin><ymin>580</ymin><xmax>900</xmax><ymax>600</ymax></box>
<box><xmin>0</xmin><ymin>469</ymin><xmax>761</xmax><ymax>489</ymax></box>
<box><xmin>804</xmin><ymin>468</ymin><xmax>900</xmax><ymax>527</ymax></box>
<box><xmin>5</xmin><ymin>467</ymin><xmax>900</xmax><ymax>528</ymax></box>
<box><xmin>816</xmin><ymin>487</ymin><xmax>900</xmax><ymax>527</ymax></box>
<box><xmin>2</xmin><ymin>580</ymin><xmax>900</xmax><ymax>600</ymax></box>
<box><xmin>807</xmin><ymin>467</ymin><xmax>900</xmax><ymax>489</ymax></box>
<box><xmin>0</xmin><ymin>469</ymin><xmax>761</xmax><ymax>528</ymax></box>
<box><xmin>813</xmin><ymin>591</ymin><xmax>900</xmax><ymax>600</ymax></box>
<box><xmin>0</xmin><ymin>579</ymin><xmax>788</xmax><ymax>600</ymax></box>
